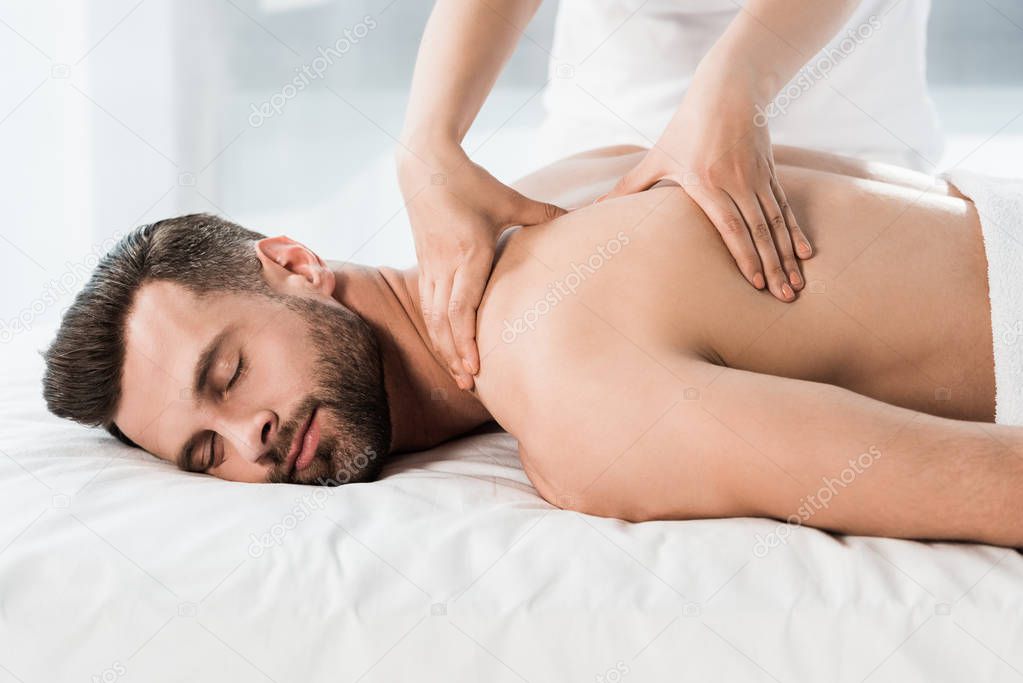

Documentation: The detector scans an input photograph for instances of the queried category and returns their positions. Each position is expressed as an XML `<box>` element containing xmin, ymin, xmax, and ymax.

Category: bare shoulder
<box><xmin>472</xmin><ymin>186</ymin><xmax>723</xmax><ymax>462</ymax></box>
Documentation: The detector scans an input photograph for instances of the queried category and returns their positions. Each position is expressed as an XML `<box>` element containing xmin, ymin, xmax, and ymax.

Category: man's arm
<box><xmin>535</xmin><ymin>359</ymin><xmax>1023</xmax><ymax>547</ymax></box>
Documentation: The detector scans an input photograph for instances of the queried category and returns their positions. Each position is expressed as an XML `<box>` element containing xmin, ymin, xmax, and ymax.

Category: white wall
<box><xmin>0</xmin><ymin>0</ymin><xmax>1021</xmax><ymax>344</ymax></box>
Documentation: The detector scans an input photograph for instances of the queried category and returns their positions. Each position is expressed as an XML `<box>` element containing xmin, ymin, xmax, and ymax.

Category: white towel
<box><xmin>941</xmin><ymin>168</ymin><xmax>1023</xmax><ymax>425</ymax></box>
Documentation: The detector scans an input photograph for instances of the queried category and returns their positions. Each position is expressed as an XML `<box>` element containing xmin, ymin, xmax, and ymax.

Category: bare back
<box><xmin>475</xmin><ymin>147</ymin><xmax>993</xmax><ymax>428</ymax></box>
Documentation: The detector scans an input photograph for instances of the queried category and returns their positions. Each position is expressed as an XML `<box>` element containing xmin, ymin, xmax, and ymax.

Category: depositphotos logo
<box><xmin>248</xmin><ymin>15</ymin><xmax>378</xmax><ymax>128</ymax></box>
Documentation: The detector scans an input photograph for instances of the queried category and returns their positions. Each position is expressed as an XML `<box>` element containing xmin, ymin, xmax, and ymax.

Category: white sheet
<box><xmin>3</xmin><ymin>316</ymin><xmax>1022</xmax><ymax>683</ymax></box>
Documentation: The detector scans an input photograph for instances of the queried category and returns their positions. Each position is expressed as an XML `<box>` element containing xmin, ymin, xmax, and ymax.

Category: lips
<box><xmin>283</xmin><ymin>406</ymin><xmax>318</xmax><ymax>479</ymax></box>
<box><xmin>294</xmin><ymin>408</ymin><xmax>320</xmax><ymax>474</ymax></box>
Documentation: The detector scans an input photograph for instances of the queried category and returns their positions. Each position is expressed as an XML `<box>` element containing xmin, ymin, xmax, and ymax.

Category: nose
<box><xmin>232</xmin><ymin>409</ymin><xmax>277</xmax><ymax>464</ymax></box>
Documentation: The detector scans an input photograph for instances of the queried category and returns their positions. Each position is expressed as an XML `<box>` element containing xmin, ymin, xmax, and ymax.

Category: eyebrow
<box><xmin>176</xmin><ymin>325</ymin><xmax>234</xmax><ymax>470</ymax></box>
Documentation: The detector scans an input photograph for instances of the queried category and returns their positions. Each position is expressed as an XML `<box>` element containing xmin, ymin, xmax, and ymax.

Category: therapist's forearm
<box><xmin>705</xmin><ymin>0</ymin><xmax>862</xmax><ymax>104</ymax></box>
<box><xmin>400</xmin><ymin>0</ymin><xmax>542</xmax><ymax>153</ymax></box>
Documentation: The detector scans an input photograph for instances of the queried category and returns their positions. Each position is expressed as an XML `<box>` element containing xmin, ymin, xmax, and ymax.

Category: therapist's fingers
<box><xmin>690</xmin><ymin>188</ymin><xmax>764</xmax><ymax>289</ymax></box>
<box><xmin>427</xmin><ymin>275</ymin><xmax>473</xmax><ymax>390</ymax></box>
<box><xmin>757</xmin><ymin>187</ymin><xmax>803</xmax><ymax>291</ymax></box>
<box><xmin>419</xmin><ymin>273</ymin><xmax>444</xmax><ymax>364</ymax></box>
<box><xmin>449</xmin><ymin>259</ymin><xmax>489</xmax><ymax>380</ymax></box>
<box><xmin>733</xmin><ymin>193</ymin><xmax>794</xmax><ymax>302</ymax></box>
<box><xmin>770</xmin><ymin>175</ymin><xmax>813</xmax><ymax>259</ymax></box>
<box><xmin>418</xmin><ymin>274</ymin><xmax>435</xmax><ymax>333</ymax></box>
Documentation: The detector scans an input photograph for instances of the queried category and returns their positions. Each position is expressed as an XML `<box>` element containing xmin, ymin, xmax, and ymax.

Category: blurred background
<box><xmin>1</xmin><ymin>0</ymin><xmax>1021</xmax><ymax>342</ymax></box>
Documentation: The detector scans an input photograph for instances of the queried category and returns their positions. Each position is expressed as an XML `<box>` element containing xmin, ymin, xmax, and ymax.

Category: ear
<box><xmin>255</xmin><ymin>235</ymin><xmax>336</xmax><ymax>298</ymax></box>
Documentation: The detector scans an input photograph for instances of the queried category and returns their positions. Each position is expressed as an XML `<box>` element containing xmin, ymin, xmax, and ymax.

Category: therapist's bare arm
<box><xmin>400</xmin><ymin>0</ymin><xmax>541</xmax><ymax>149</ymax></box>
<box><xmin>725</xmin><ymin>0</ymin><xmax>864</xmax><ymax>101</ymax></box>
<box><xmin>398</xmin><ymin>0</ymin><xmax>564</xmax><ymax>391</ymax></box>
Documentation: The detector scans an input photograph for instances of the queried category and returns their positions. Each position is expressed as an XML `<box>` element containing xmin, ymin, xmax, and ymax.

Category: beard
<box><xmin>264</xmin><ymin>294</ymin><xmax>391</xmax><ymax>486</ymax></box>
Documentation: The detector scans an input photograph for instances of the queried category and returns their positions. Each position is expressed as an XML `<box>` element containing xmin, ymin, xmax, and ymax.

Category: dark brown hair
<box><xmin>41</xmin><ymin>213</ymin><xmax>271</xmax><ymax>447</ymax></box>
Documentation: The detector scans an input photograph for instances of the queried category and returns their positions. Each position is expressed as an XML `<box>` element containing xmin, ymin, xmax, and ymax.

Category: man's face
<box><xmin>113</xmin><ymin>236</ymin><xmax>390</xmax><ymax>485</ymax></box>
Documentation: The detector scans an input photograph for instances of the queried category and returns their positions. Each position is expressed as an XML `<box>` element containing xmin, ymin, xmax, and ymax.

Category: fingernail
<box><xmin>789</xmin><ymin>271</ymin><xmax>802</xmax><ymax>287</ymax></box>
<box><xmin>462</xmin><ymin>358</ymin><xmax>475</xmax><ymax>375</ymax></box>
<box><xmin>782</xmin><ymin>282</ymin><xmax>794</xmax><ymax>300</ymax></box>
<box><xmin>798</xmin><ymin>240</ymin><xmax>813</xmax><ymax>256</ymax></box>
<box><xmin>753</xmin><ymin>272</ymin><xmax>765</xmax><ymax>289</ymax></box>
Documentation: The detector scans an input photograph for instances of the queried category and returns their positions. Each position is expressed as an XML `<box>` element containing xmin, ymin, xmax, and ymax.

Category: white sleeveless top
<box><xmin>536</xmin><ymin>0</ymin><xmax>944</xmax><ymax>171</ymax></box>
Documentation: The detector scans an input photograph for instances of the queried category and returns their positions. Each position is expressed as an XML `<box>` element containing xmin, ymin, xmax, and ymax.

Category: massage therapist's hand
<box><xmin>398</xmin><ymin>141</ymin><xmax>566</xmax><ymax>391</ymax></box>
<box><xmin>602</xmin><ymin>58</ymin><xmax>813</xmax><ymax>302</ymax></box>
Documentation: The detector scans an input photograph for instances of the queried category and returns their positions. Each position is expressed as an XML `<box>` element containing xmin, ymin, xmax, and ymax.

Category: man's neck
<box><xmin>327</xmin><ymin>261</ymin><xmax>492</xmax><ymax>453</ymax></box>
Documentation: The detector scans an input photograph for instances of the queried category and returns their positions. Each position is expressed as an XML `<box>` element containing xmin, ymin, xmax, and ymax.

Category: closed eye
<box><xmin>227</xmin><ymin>353</ymin><xmax>245</xmax><ymax>392</ymax></box>
<box><xmin>199</xmin><ymin>354</ymin><xmax>246</xmax><ymax>472</ymax></box>
<box><xmin>200</xmin><ymin>433</ymin><xmax>217</xmax><ymax>472</ymax></box>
